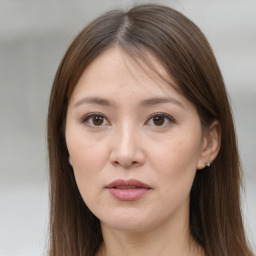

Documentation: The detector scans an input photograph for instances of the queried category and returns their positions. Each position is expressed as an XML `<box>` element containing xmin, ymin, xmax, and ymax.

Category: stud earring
<box><xmin>205</xmin><ymin>150</ymin><xmax>212</xmax><ymax>167</ymax></box>
<box><xmin>68</xmin><ymin>157</ymin><xmax>72</xmax><ymax>166</ymax></box>
<box><xmin>206</xmin><ymin>162</ymin><xmax>211</xmax><ymax>167</ymax></box>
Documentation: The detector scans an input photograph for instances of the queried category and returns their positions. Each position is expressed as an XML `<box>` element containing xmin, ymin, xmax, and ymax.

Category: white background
<box><xmin>0</xmin><ymin>0</ymin><xmax>255</xmax><ymax>255</ymax></box>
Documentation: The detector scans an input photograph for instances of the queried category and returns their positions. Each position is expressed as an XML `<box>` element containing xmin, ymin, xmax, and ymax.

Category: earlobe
<box><xmin>197</xmin><ymin>120</ymin><xmax>221</xmax><ymax>170</ymax></box>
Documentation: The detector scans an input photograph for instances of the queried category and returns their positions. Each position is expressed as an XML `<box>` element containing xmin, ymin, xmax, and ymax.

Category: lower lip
<box><xmin>108</xmin><ymin>188</ymin><xmax>150</xmax><ymax>201</ymax></box>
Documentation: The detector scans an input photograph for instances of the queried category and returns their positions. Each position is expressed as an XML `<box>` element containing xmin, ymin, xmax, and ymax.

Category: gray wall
<box><xmin>0</xmin><ymin>0</ymin><xmax>255</xmax><ymax>255</ymax></box>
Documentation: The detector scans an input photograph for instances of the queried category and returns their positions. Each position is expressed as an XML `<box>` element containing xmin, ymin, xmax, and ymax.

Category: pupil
<box><xmin>93</xmin><ymin>116</ymin><xmax>103</xmax><ymax>125</ymax></box>
<box><xmin>153</xmin><ymin>116</ymin><xmax>164</xmax><ymax>126</ymax></box>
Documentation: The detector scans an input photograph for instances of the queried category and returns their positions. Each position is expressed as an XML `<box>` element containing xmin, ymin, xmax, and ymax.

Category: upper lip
<box><xmin>106</xmin><ymin>179</ymin><xmax>151</xmax><ymax>189</ymax></box>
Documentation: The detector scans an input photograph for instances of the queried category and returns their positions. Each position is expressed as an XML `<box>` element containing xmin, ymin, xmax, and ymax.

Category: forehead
<box><xmin>70</xmin><ymin>47</ymin><xmax>184</xmax><ymax>103</ymax></box>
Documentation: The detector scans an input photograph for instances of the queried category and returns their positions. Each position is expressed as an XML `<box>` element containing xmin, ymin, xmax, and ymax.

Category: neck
<box><xmin>96</xmin><ymin>210</ymin><xmax>204</xmax><ymax>256</ymax></box>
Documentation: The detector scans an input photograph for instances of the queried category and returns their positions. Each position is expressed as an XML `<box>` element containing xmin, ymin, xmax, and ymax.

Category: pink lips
<box><xmin>106</xmin><ymin>179</ymin><xmax>151</xmax><ymax>201</ymax></box>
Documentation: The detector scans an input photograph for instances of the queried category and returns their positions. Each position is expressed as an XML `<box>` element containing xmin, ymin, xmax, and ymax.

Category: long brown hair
<box><xmin>47</xmin><ymin>4</ymin><xmax>253</xmax><ymax>256</ymax></box>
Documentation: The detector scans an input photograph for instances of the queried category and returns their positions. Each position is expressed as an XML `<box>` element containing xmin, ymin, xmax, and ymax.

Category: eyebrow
<box><xmin>140</xmin><ymin>97</ymin><xmax>184</xmax><ymax>108</ymax></box>
<box><xmin>74</xmin><ymin>96</ymin><xmax>184</xmax><ymax>108</ymax></box>
<box><xmin>74</xmin><ymin>97</ymin><xmax>116</xmax><ymax>107</ymax></box>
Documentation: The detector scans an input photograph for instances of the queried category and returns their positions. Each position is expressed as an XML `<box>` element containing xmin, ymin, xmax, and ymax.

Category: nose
<box><xmin>109</xmin><ymin>124</ymin><xmax>146</xmax><ymax>169</ymax></box>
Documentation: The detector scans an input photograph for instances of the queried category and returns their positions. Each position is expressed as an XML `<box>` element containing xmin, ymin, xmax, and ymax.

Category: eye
<box><xmin>147</xmin><ymin>113</ymin><xmax>175</xmax><ymax>127</ymax></box>
<box><xmin>81</xmin><ymin>113</ymin><xmax>109</xmax><ymax>127</ymax></box>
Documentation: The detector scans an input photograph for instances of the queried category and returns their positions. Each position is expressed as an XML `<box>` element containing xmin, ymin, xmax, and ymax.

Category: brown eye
<box><xmin>92</xmin><ymin>116</ymin><xmax>104</xmax><ymax>126</ymax></box>
<box><xmin>152</xmin><ymin>116</ymin><xmax>165</xmax><ymax>126</ymax></box>
<box><xmin>82</xmin><ymin>113</ymin><xmax>108</xmax><ymax>127</ymax></box>
<box><xmin>147</xmin><ymin>113</ymin><xmax>175</xmax><ymax>127</ymax></box>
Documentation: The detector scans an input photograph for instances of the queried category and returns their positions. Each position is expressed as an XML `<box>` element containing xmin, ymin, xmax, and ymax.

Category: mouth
<box><xmin>106</xmin><ymin>179</ymin><xmax>151</xmax><ymax>201</ymax></box>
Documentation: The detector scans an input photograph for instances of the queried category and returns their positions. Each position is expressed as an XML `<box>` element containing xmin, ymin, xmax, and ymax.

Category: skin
<box><xmin>65</xmin><ymin>47</ymin><xmax>220</xmax><ymax>256</ymax></box>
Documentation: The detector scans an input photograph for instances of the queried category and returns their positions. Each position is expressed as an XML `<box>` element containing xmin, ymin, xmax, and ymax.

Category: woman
<box><xmin>47</xmin><ymin>4</ymin><xmax>253</xmax><ymax>256</ymax></box>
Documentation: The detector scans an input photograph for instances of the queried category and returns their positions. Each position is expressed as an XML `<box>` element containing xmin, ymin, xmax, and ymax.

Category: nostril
<box><xmin>111</xmin><ymin>160</ymin><xmax>139</xmax><ymax>168</ymax></box>
<box><xmin>112</xmin><ymin>160</ymin><xmax>119</xmax><ymax>166</ymax></box>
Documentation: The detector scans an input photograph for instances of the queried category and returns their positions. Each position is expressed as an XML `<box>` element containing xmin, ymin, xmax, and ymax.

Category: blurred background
<box><xmin>0</xmin><ymin>0</ymin><xmax>255</xmax><ymax>255</ymax></box>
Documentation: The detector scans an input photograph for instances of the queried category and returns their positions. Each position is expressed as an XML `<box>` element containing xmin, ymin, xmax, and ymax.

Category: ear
<box><xmin>197</xmin><ymin>120</ymin><xmax>221</xmax><ymax>170</ymax></box>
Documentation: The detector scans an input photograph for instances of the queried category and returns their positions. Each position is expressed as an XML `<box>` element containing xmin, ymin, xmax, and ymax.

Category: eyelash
<box><xmin>147</xmin><ymin>113</ymin><xmax>176</xmax><ymax>127</ymax></box>
<box><xmin>81</xmin><ymin>113</ymin><xmax>109</xmax><ymax>128</ymax></box>
<box><xmin>80</xmin><ymin>112</ymin><xmax>176</xmax><ymax>128</ymax></box>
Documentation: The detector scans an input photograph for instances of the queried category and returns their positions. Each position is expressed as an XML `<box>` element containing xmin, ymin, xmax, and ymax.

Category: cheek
<box><xmin>151</xmin><ymin>134</ymin><xmax>201</xmax><ymax>170</ymax></box>
<box><xmin>69</xmin><ymin>145</ymin><xmax>105</xmax><ymax>208</ymax></box>
<box><xmin>66</xmin><ymin>132</ymin><xmax>109</xmax><ymax>200</ymax></box>
<box><xmin>149</xmin><ymin>133</ymin><xmax>202</xmax><ymax>195</ymax></box>
<box><xmin>72</xmin><ymin>144</ymin><xmax>106</xmax><ymax>173</ymax></box>
<box><xmin>66</xmin><ymin>126</ymin><xmax>108</xmax><ymax>171</ymax></box>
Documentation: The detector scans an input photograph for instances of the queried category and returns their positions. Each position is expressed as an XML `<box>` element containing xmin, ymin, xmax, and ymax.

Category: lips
<box><xmin>106</xmin><ymin>179</ymin><xmax>151</xmax><ymax>201</ymax></box>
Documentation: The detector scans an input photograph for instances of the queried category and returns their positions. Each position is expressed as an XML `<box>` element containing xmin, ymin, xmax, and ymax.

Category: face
<box><xmin>65</xmin><ymin>47</ymin><xmax>208</xmax><ymax>233</ymax></box>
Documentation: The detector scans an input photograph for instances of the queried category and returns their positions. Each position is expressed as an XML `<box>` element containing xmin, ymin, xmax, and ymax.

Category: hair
<box><xmin>47</xmin><ymin>4</ymin><xmax>253</xmax><ymax>256</ymax></box>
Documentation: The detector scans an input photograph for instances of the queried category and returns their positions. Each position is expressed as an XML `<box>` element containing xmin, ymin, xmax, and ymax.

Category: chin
<box><xmin>99</xmin><ymin>211</ymin><xmax>162</xmax><ymax>233</ymax></box>
<box><xmin>103</xmin><ymin>220</ymin><xmax>152</xmax><ymax>233</ymax></box>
